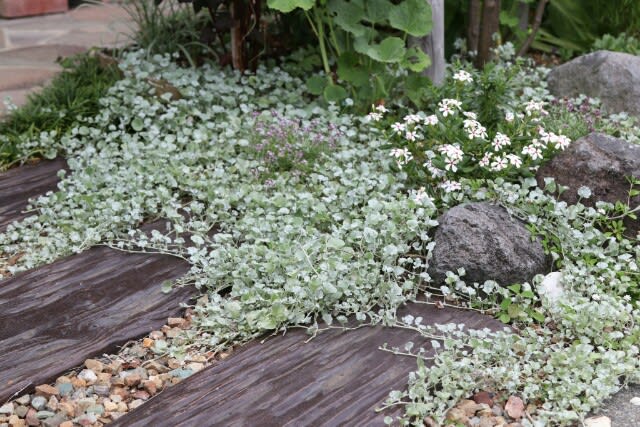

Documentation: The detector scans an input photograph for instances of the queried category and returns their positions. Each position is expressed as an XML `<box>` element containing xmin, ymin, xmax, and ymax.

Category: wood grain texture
<box><xmin>0</xmin><ymin>242</ymin><xmax>191</xmax><ymax>402</ymax></box>
<box><xmin>113</xmin><ymin>304</ymin><xmax>505</xmax><ymax>427</ymax></box>
<box><xmin>0</xmin><ymin>159</ymin><xmax>67</xmax><ymax>232</ymax></box>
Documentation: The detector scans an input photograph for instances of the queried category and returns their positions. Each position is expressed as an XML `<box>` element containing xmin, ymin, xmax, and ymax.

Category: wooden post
<box><xmin>410</xmin><ymin>0</ymin><xmax>445</xmax><ymax>86</ymax></box>
<box><xmin>230</xmin><ymin>0</ymin><xmax>246</xmax><ymax>71</ymax></box>
<box><xmin>467</xmin><ymin>0</ymin><xmax>482</xmax><ymax>55</ymax></box>
<box><xmin>476</xmin><ymin>0</ymin><xmax>500</xmax><ymax>67</ymax></box>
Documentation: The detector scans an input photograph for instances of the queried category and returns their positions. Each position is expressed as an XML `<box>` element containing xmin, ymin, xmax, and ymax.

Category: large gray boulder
<box><xmin>427</xmin><ymin>202</ymin><xmax>549</xmax><ymax>286</ymax></box>
<box><xmin>547</xmin><ymin>50</ymin><xmax>640</xmax><ymax>115</ymax></box>
<box><xmin>536</xmin><ymin>132</ymin><xmax>640</xmax><ymax>237</ymax></box>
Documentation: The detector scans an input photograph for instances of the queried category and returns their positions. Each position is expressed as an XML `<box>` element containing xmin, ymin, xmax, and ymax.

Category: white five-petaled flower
<box><xmin>424</xmin><ymin>114</ymin><xmax>438</xmax><ymax>125</ymax></box>
<box><xmin>390</xmin><ymin>148</ymin><xmax>413</xmax><ymax>167</ymax></box>
<box><xmin>555</xmin><ymin>134</ymin><xmax>571</xmax><ymax>150</ymax></box>
<box><xmin>522</xmin><ymin>144</ymin><xmax>543</xmax><ymax>160</ymax></box>
<box><xmin>463</xmin><ymin>111</ymin><xmax>477</xmax><ymax>120</ymax></box>
<box><xmin>453</xmin><ymin>70</ymin><xmax>473</xmax><ymax>84</ymax></box>
<box><xmin>404</xmin><ymin>114</ymin><xmax>422</xmax><ymax>124</ymax></box>
<box><xmin>479</xmin><ymin>152</ymin><xmax>492</xmax><ymax>167</ymax></box>
<box><xmin>405</xmin><ymin>131</ymin><xmax>417</xmax><ymax>141</ymax></box>
<box><xmin>438</xmin><ymin>144</ymin><xmax>464</xmax><ymax>162</ymax></box>
<box><xmin>490</xmin><ymin>156</ymin><xmax>508</xmax><ymax>171</ymax></box>
<box><xmin>492</xmin><ymin>132</ymin><xmax>511</xmax><ymax>151</ymax></box>
<box><xmin>506</xmin><ymin>154</ymin><xmax>523</xmax><ymax>168</ymax></box>
<box><xmin>438</xmin><ymin>99</ymin><xmax>462</xmax><ymax>117</ymax></box>
<box><xmin>375</xmin><ymin>104</ymin><xmax>388</xmax><ymax>113</ymax></box>
<box><xmin>524</xmin><ymin>100</ymin><xmax>547</xmax><ymax>116</ymax></box>
<box><xmin>391</xmin><ymin>122</ymin><xmax>406</xmax><ymax>133</ymax></box>
<box><xmin>367</xmin><ymin>112</ymin><xmax>383</xmax><ymax>122</ymax></box>
<box><xmin>440</xmin><ymin>180</ymin><xmax>462</xmax><ymax>193</ymax></box>
<box><xmin>463</xmin><ymin>119</ymin><xmax>487</xmax><ymax>140</ymax></box>
<box><xmin>505</xmin><ymin>111</ymin><xmax>515</xmax><ymax>122</ymax></box>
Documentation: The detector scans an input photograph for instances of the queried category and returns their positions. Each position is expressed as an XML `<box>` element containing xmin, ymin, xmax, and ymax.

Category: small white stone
<box><xmin>630</xmin><ymin>396</ymin><xmax>640</xmax><ymax>406</ymax></box>
<box><xmin>539</xmin><ymin>271</ymin><xmax>563</xmax><ymax>303</ymax></box>
<box><xmin>78</xmin><ymin>369</ymin><xmax>98</xmax><ymax>383</ymax></box>
<box><xmin>584</xmin><ymin>415</ymin><xmax>611</xmax><ymax>427</ymax></box>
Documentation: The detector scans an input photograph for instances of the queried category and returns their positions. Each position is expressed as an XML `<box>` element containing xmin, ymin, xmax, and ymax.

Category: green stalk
<box><xmin>313</xmin><ymin>6</ymin><xmax>333</xmax><ymax>84</ymax></box>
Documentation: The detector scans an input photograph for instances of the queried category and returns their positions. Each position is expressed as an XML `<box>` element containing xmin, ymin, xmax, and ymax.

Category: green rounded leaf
<box><xmin>131</xmin><ymin>118</ymin><xmax>144</xmax><ymax>132</ymax></box>
<box><xmin>364</xmin><ymin>0</ymin><xmax>393</xmax><ymax>24</ymax></box>
<box><xmin>389</xmin><ymin>0</ymin><xmax>433</xmax><ymax>37</ymax></box>
<box><xmin>306</xmin><ymin>75</ymin><xmax>327</xmax><ymax>95</ymax></box>
<box><xmin>355</xmin><ymin>36</ymin><xmax>406</xmax><ymax>63</ymax></box>
<box><xmin>328</xmin><ymin>0</ymin><xmax>367</xmax><ymax>36</ymax></box>
<box><xmin>337</xmin><ymin>52</ymin><xmax>369</xmax><ymax>87</ymax></box>
<box><xmin>267</xmin><ymin>0</ymin><xmax>314</xmax><ymax>13</ymax></box>
<box><xmin>323</xmin><ymin>84</ymin><xmax>348</xmax><ymax>103</ymax></box>
<box><xmin>401</xmin><ymin>46</ymin><xmax>431</xmax><ymax>72</ymax></box>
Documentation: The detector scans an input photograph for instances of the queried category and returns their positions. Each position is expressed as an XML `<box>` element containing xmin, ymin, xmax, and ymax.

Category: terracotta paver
<box><xmin>0</xmin><ymin>2</ymin><xmax>135</xmax><ymax>116</ymax></box>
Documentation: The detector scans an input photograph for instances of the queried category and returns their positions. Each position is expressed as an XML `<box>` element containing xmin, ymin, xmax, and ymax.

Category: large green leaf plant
<box><xmin>268</xmin><ymin>0</ymin><xmax>433</xmax><ymax>107</ymax></box>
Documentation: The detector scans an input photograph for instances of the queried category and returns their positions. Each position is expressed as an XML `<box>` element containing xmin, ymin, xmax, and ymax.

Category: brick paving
<box><xmin>0</xmin><ymin>2</ymin><xmax>134</xmax><ymax>116</ymax></box>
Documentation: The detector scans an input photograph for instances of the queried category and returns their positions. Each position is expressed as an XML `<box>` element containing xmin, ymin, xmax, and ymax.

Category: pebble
<box><xmin>0</xmin><ymin>404</ymin><xmax>12</xmax><ymax>415</ymax></box>
<box><xmin>34</xmin><ymin>385</ymin><xmax>58</xmax><ymax>399</ymax></box>
<box><xmin>85</xmin><ymin>405</ymin><xmax>104</xmax><ymax>415</ymax></box>
<box><xmin>9</xmin><ymin>415</ymin><xmax>25</xmax><ymax>427</ymax></box>
<box><xmin>57</xmin><ymin>403</ymin><xmax>74</xmax><ymax>418</ymax></box>
<box><xmin>92</xmin><ymin>385</ymin><xmax>110</xmax><ymax>397</ymax></box>
<box><xmin>24</xmin><ymin>409</ymin><xmax>39</xmax><ymax>426</ymax></box>
<box><xmin>123</xmin><ymin>373</ymin><xmax>141</xmax><ymax>387</ymax></box>
<box><xmin>15</xmin><ymin>396</ymin><xmax>31</xmax><ymax>407</ymax></box>
<box><xmin>15</xmin><ymin>406</ymin><xmax>28</xmax><ymax>418</ymax></box>
<box><xmin>46</xmin><ymin>397</ymin><xmax>58</xmax><ymax>412</ymax></box>
<box><xmin>128</xmin><ymin>399</ymin><xmax>144</xmax><ymax>410</ymax></box>
<box><xmin>35</xmin><ymin>411</ymin><xmax>54</xmax><ymax>420</ymax></box>
<box><xmin>77</xmin><ymin>370</ymin><xmax>97</xmax><ymax>384</ymax></box>
<box><xmin>59</xmin><ymin>422</ymin><xmax>73</xmax><ymax>427</ymax></box>
<box><xmin>56</xmin><ymin>384</ymin><xmax>73</xmax><ymax>398</ymax></box>
<box><xmin>103</xmin><ymin>401</ymin><xmax>117</xmax><ymax>412</ymax></box>
<box><xmin>84</xmin><ymin>359</ymin><xmax>104</xmax><ymax>373</ymax></box>
<box><xmin>30</xmin><ymin>397</ymin><xmax>47</xmax><ymax>411</ymax></box>
<box><xmin>167</xmin><ymin>317</ymin><xmax>185</xmax><ymax>327</ymax></box>
<box><xmin>170</xmin><ymin>368</ymin><xmax>193</xmax><ymax>379</ymax></box>
<box><xmin>75</xmin><ymin>414</ymin><xmax>97</xmax><ymax>426</ymax></box>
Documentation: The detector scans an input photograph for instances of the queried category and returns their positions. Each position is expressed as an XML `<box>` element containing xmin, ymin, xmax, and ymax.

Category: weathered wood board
<box><xmin>113</xmin><ymin>305</ymin><xmax>504</xmax><ymax>426</ymax></box>
<box><xmin>0</xmin><ymin>158</ymin><xmax>67</xmax><ymax>232</ymax></box>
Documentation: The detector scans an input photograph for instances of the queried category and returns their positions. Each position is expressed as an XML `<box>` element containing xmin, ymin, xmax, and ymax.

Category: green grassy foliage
<box><xmin>0</xmin><ymin>54</ymin><xmax>121</xmax><ymax>169</ymax></box>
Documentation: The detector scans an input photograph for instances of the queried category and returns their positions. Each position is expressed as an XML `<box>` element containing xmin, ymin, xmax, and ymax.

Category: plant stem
<box><xmin>313</xmin><ymin>7</ymin><xmax>333</xmax><ymax>83</ymax></box>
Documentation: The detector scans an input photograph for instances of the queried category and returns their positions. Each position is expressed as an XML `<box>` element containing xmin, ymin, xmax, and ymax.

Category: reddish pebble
<box><xmin>472</xmin><ymin>391</ymin><xmax>495</xmax><ymax>406</ymax></box>
<box><xmin>505</xmin><ymin>395</ymin><xmax>525</xmax><ymax>419</ymax></box>
<box><xmin>35</xmin><ymin>384</ymin><xmax>59</xmax><ymax>398</ymax></box>
<box><xmin>142</xmin><ymin>380</ymin><xmax>157</xmax><ymax>395</ymax></box>
<box><xmin>131</xmin><ymin>390</ymin><xmax>150</xmax><ymax>400</ymax></box>
<box><xmin>25</xmin><ymin>408</ymin><xmax>39</xmax><ymax>426</ymax></box>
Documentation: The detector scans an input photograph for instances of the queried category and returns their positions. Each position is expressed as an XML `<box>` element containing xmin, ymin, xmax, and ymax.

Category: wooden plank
<box><xmin>113</xmin><ymin>305</ymin><xmax>504</xmax><ymax>426</ymax></box>
<box><xmin>0</xmin><ymin>243</ymin><xmax>191</xmax><ymax>402</ymax></box>
<box><xmin>0</xmin><ymin>158</ymin><xmax>67</xmax><ymax>232</ymax></box>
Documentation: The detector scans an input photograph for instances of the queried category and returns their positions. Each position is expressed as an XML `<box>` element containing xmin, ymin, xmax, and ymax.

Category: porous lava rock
<box><xmin>427</xmin><ymin>202</ymin><xmax>549</xmax><ymax>286</ymax></box>
<box><xmin>536</xmin><ymin>132</ymin><xmax>640</xmax><ymax>237</ymax></box>
<box><xmin>547</xmin><ymin>50</ymin><xmax>640</xmax><ymax>115</ymax></box>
